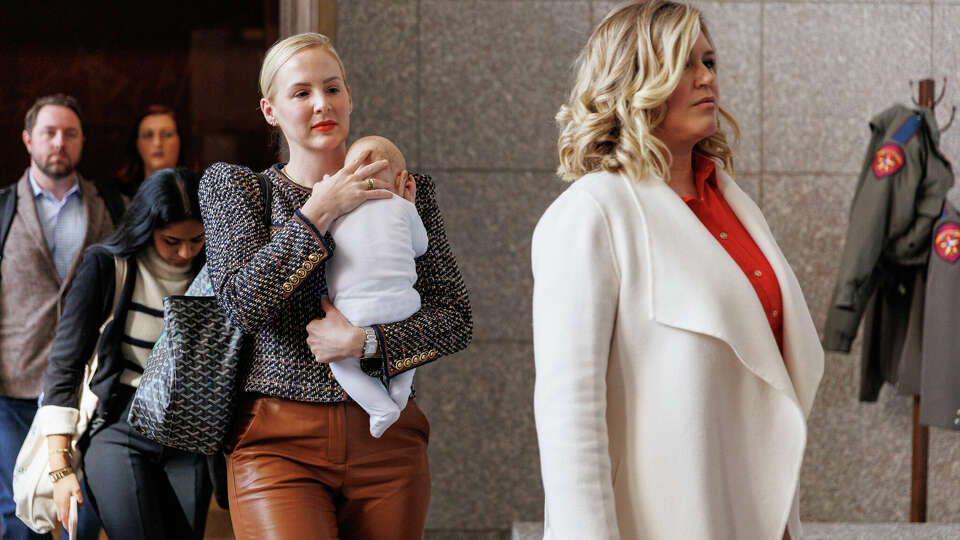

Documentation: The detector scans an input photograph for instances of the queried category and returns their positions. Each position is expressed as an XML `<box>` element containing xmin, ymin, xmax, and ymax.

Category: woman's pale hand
<box><xmin>52</xmin><ymin>472</ymin><xmax>82</xmax><ymax>525</ymax></box>
<box><xmin>306</xmin><ymin>297</ymin><xmax>364</xmax><ymax>363</ymax></box>
<box><xmin>298</xmin><ymin>151</ymin><xmax>394</xmax><ymax>232</ymax></box>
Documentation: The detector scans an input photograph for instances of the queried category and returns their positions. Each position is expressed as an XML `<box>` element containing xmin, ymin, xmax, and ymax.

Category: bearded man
<box><xmin>0</xmin><ymin>94</ymin><xmax>121</xmax><ymax>540</ymax></box>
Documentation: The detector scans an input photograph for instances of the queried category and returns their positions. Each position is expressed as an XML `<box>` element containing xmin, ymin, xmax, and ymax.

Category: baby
<box><xmin>325</xmin><ymin>135</ymin><xmax>427</xmax><ymax>438</ymax></box>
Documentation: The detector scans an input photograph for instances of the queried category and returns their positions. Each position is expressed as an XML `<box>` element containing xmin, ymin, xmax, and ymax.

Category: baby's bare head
<box><xmin>346</xmin><ymin>136</ymin><xmax>407</xmax><ymax>195</ymax></box>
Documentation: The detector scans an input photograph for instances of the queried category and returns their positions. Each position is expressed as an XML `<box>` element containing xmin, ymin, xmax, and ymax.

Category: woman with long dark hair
<box><xmin>36</xmin><ymin>168</ymin><xmax>211</xmax><ymax>540</ymax></box>
<box><xmin>115</xmin><ymin>105</ymin><xmax>182</xmax><ymax>197</ymax></box>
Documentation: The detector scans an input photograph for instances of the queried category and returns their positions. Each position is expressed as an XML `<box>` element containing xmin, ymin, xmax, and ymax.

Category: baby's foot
<box><xmin>369</xmin><ymin>408</ymin><xmax>401</xmax><ymax>438</ymax></box>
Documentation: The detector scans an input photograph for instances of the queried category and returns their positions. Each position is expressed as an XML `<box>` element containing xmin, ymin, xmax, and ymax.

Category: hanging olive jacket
<box><xmin>920</xmin><ymin>185</ymin><xmax>960</xmax><ymax>429</ymax></box>
<box><xmin>824</xmin><ymin>105</ymin><xmax>954</xmax><ymax>401</ymax></box>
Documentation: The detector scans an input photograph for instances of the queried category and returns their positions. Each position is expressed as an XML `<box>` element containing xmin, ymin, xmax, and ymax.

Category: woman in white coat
<box><xmin>531</xmin><ymin>2</ymin><xmax>824</xmax><ymax>539</ymax></box>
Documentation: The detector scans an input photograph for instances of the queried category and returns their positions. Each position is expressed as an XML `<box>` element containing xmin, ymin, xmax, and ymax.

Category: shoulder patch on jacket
<box><xmin>934</xmin><ymin>222</ymin><xmax>960</xmax><ymax>263</ymax></box>
<box><xmin>873</xmin><ymin>143</ymin><xmax>904</xmax><ymax>178</ymax></box>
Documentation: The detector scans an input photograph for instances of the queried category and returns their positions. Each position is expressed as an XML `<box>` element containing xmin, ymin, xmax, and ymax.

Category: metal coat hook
<box><xmin>939</xmin><ymin>106</ymin><xmax>956</xmax><ymax>134</ymax></box>
<box><xmin>909</xmin><ymin>78</ymin><xmax>955</xmax><ymax>133</ymax></box>
<box><xmin>935</xmin><ymin>77</ymin><xmax>948</xmax><ymax>107</ymax></box>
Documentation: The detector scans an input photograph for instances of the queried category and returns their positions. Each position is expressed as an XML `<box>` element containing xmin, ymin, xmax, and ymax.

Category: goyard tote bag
<box><xmin>127</xmin><ymin>174</ymin><xmax>271</xmax><ymax>454</ymax></box>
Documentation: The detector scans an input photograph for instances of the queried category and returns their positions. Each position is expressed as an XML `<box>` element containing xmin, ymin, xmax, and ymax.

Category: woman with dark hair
<box><xmin>115</xmin><ymin>105</ymin><xmax>182</xmax><ymax>197</ymax></box>
<box><xmin>36</xmin><ymin>168</ymin><xmax>211</xmax><ymax>540</ymax></box>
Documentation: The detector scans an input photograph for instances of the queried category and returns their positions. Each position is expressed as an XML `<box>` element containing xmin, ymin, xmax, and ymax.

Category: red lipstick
<box><xmin>313</xmin><ymin>120</ymin><xmax>337</xmax><ymax>132</ymax></box>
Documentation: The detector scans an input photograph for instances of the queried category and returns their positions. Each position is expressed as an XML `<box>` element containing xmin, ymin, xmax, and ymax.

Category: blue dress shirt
<box><xmin>28</xmin><ymin>172</ymin><xmax>87</xmax><ymax>281</ymax></box>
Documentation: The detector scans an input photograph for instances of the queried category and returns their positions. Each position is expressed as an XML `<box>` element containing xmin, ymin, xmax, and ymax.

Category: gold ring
<box><xmin>366</xmin><ymin>178</ymin><xmax>375</xmax><ymax>190</ymax></box>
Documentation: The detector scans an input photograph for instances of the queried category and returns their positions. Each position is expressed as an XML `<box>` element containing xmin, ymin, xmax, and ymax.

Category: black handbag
<box><xmin>128</xmin><ymin>173</ymin><xmax>272</xmax><ymax>455</ymax></box>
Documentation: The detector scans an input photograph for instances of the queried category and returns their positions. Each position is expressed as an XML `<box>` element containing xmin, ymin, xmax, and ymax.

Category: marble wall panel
<box><xmin>420</xmin><ymin>1</ymin><xmax>591</xmax><ymax>170</ymax></box>
<box><xmin>928</xmin><ymin>427</ymin><xmax>960</xmax><ymax>522</ymax></box>
<box><xmin>337</xmin><ymin>0</ymin><xmax>420</xmax><ymax>169</ymax></box>
<box><xmin>416</xmin><ymin>342</ymin><xmax>543</xmax><ymax>530</ymax></box>
<box><xmin>802</xmin><ymin>350</ymin><xmax>916</xmax><ymax>522</ymax></box>
<box><xmin>739</xmin><ymin>172</ymin><xmax>762</xmax><ymax>205</ymax></box>
<box><xmin>763</xmin><ymin>0</ymin><xmax>931</xmax><ymax>3</ymax></box>
<box><xmin>696</xmin><ymin>2</ymin><xmax>763</xmax><ymax>174</ymax></box>
<box><xmin>433</xmin><ymin>170</ymin><xmax>567</xmax><ymax>342</ymax></box>
<box><xmin>933</xmin><ymin>4</ymin><xmax>960</xmax><ymax>166</ymax></box>
<box><xmin>762</xmin><ymin>173</ymin><xmax>856</xmax><ymax>329</ymax></box>
<box><xmin>763</xmin><ymin>3</ymin><xmax>931</xmax><ymax>175</ymax></box>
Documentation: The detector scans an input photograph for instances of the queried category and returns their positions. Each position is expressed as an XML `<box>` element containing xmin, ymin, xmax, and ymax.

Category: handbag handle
<box><xmin>256</xmin><ymin>173</ymin><xmax>272</xmax><ymax>228</ymax></box>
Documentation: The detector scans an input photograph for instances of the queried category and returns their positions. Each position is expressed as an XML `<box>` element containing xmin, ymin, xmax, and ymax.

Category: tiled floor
<box><xmin>511</xmin><ymin>522</ymin><xmax>960</xmax><ymax>540</ymax></box>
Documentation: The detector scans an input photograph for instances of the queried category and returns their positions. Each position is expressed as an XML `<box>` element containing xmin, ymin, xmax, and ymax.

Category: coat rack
<box><xmin>906</xmin><ymin>77</ymin><xmax>954</xmax><ymax>523</ymax></box>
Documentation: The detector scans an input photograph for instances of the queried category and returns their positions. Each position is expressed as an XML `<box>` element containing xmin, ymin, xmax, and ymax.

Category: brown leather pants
<box><xmin>225</xmin><ymin>395</ymin><xmax>431</xmax><ymax>540</ymax></box>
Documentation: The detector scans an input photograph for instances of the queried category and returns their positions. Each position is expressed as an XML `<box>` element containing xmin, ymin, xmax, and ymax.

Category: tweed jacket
<box><xmin>199</xmin><ymin>163</ymin><xmax>471</xmax><ymax>403</ymax></box>
<box><xmin>532</xmin><ymin>166</ymin><xmax>823</xmax><ymax>540</ymax></box>
<box><xmin>823</xmin><ymin>105</ymin><xmax>953</xmax><ymax>401</ymax></box>
<box><xmin>0</xmin><ymin>171</ymin><xmax>114</xmax><ymax>398</ymax></box>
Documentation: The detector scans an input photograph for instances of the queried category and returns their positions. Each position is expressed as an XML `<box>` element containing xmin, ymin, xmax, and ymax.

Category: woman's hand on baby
<box><xmin>307</xmin><ymin>297</ymin><xmax>365</xmax><ymax>363</ymax></box>
<box><xmin>299</xmin><ymin>150</ymin><xmax>394</xmax><ymax>232</ymax></box>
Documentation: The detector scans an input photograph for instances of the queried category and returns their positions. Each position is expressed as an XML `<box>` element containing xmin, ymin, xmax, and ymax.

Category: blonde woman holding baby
<box><xmin>199</xmin><ymin>33</ymin><xmax>471</xmax><ymax>540</ymax></box>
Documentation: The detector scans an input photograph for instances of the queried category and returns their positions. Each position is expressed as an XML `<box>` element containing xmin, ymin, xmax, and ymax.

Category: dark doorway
<box><xmin>0</xmin><ymin>0</ymin><xmax>280</xmax><ymax>188</ymax></box>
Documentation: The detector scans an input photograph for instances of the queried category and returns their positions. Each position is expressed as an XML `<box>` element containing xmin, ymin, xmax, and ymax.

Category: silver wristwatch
<box><xmin>361</xmin><ymin>326</ymin><xmax>379</xmax><ymax>358</ymax></box>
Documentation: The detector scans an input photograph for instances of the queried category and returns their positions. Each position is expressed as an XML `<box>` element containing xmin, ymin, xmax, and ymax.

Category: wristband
<box><xmin>48</xmin><ymin>465</ymin><xmax>74</xmax><ymax>483</ymax></box>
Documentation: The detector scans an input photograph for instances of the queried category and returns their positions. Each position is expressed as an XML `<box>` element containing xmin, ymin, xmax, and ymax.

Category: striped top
<box><xmin>119</xmin><ymin>245</ymin><xmax>193</xmax><ymax>386</ymax></box>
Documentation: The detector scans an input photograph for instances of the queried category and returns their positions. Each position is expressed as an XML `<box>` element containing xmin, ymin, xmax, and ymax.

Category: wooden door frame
<box><xmin>279</xmin><ymin>0</ymin><xmax>337</xmax><ymax>42</ymax></box>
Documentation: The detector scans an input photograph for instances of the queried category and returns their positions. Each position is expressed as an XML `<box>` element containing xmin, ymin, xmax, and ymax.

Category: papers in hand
<box><xmin>67</xmin><ymin>495</ymin><xmax>78</xmax><ymax>538</ymax></box>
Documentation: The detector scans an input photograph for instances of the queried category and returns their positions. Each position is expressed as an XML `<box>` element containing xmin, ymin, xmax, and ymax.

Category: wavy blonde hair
<box><xmin>259</xmin><ymin>32</ymin><xmax>347</xmax><ymax>99</ymax></box>
<box><xmin>556</xmin><ymin>0</ymin><xmax>739</xmax><ymax>183</ymax></box>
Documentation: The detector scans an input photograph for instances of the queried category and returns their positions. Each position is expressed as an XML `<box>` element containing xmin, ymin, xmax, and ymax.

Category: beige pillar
<box><xmin>279</xmin><ymin>0</ymin><xmax>337</xmax><ymax>42</ymax></box>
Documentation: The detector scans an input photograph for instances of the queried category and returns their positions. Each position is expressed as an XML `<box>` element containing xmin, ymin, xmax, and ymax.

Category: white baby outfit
<box><xmin>326</xmin><ymin>194</ymin><xmax>428</xmax><ymax>437</ymax></box>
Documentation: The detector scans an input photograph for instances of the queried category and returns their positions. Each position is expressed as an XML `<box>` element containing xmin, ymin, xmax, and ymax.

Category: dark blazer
<box><xmin>40</xmin><ymin>246</ymin><xmax>142</xmax><ymax>423</ymax></box>
<box><xmin>920</xmin><ymin>193</ymin><xmax>960</xmax><ymax>429</ymax></box>
<box><xmin>824</xmin><ymin>105</ymin><xmax>954</xmax><ymax>401</ymax></box>
<box><xmin>199</xmin><ymin>163</ymin><xmax>472</xmax><ymax>403</ymax></box>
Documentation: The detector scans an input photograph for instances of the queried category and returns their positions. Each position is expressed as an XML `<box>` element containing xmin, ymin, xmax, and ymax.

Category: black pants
<box><xmin>82</xmin><ymin>387</ymin><xmax>211</xmax><ymax>540</ymax></box>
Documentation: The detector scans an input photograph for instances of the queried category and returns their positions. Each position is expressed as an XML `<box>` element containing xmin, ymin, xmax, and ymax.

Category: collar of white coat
<box><xmin>622</xmin><ymin>163</ymin><xmax>823</xmax><ymax>417</ymax></box>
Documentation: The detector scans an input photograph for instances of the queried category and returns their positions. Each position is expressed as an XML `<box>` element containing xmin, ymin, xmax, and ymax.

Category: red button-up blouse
<box><xmin>683</xmin><ymin>153</ymin><xmax>784</xmax><ymax>352</ymax></box>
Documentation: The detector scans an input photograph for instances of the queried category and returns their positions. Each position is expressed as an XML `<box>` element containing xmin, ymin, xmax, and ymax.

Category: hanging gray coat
<box><xmin>919</xmin><ymin>185</ymin><xmax>960</xmax><ymax>429</ymax></box>
<box><xmin>823</xmin><ymin>104</ymin><xmax>954</xmax><ymax>401</ymax></box>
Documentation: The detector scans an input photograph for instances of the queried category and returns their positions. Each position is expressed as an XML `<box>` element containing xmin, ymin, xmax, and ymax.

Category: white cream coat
<box><xmin>531</xmin><ymin>167</ymin><xmax>824</xmax><ymax>540</ymax></box>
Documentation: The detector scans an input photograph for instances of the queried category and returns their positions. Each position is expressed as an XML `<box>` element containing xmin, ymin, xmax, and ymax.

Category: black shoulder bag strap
<box><xmin>207</xmin><ymin>173</ymin><xmax>271</xmax><ymax>512</ymax></box>
<box><xmin>256</xmin><ymin>173</ymin><xmax>273</xmax><ymax>227</ymax></box>
<box><xmin>0</xmin><ymin>185</ymin><xmax>19</xmax><ymax>268</ymax></box>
